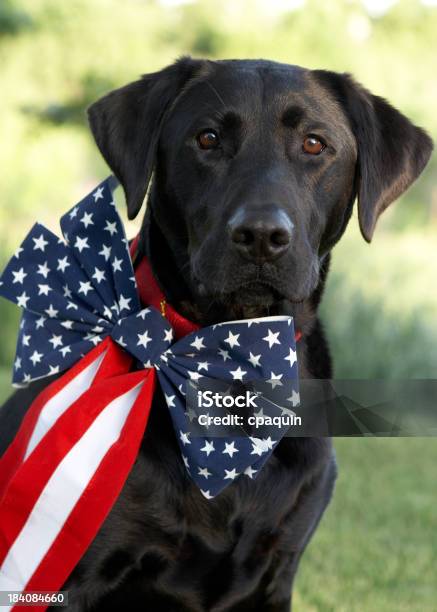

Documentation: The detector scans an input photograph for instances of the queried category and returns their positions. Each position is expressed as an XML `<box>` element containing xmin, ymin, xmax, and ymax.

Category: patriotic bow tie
<box><xmin>0</xmin><ymin>177</ymin><xmax>299</xmax><ymax>605</ymax></box>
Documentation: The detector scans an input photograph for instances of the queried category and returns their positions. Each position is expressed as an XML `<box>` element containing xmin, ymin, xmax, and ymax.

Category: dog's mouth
<box><xmin>223</xmin><ymin>282</ymin><xmax>289</xmax><ymax>319</ymax></box>
<box><xmin>188</xmin><ymin>259</ymin><xmax>316</xmax><ymax>322</ymax></box>
<box><xmin>188</xmin><ymin>284</ymin><xmax>280</xmax><ymax>322</ymax></box>
<box><xmin>180</xmin><ymin>272</ymin><xmax>310</xmax><ymax>324</ymax></box>
<box><xmin>195</xmin><ymin>278</ymin><xmax>288</xmax><ymax>315</ymax></box>
<box><xmin>223</xmin><ymin>280</ymin><xmax>284</xmax><ymax>305</ymax></box>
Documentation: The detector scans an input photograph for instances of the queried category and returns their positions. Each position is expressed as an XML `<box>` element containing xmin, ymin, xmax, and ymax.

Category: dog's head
<box><xmin>88</xmin><ymin>58</ymin><xmax>432</xmax><ymax>315</ymax></box>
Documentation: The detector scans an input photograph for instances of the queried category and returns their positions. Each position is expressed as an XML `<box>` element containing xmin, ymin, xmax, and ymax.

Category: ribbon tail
<box><xmin>0</xmin><ymin>340</ymin><xmax>156</xmax><ymax>611</ymax></box>
<box><xmin>0</xmin><ymin>337</ymin><xmax>129</xmax><ymax>497</ymax></box>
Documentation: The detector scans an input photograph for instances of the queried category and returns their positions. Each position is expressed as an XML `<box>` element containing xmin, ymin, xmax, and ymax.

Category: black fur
<box><xmin>0</xmin><ymin>58</ymin><xmax>432</xmax><ymax>611</ymax></box>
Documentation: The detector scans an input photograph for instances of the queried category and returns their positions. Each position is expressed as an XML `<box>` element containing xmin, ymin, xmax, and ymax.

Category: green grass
<box><xmin>295</xmin><ymin>438</ymin><xmax>437</xmax><ymax>611</ymax></box>
<box><xmin>299</xmin><ymin>226</ymin><xmax>437</xmax><ymax>612</ymax></box>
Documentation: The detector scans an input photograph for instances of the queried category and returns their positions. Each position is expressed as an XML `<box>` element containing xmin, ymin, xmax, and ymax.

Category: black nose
<box><xmin>228</xmin><ymin>206</ymin><xmax>293</xmax><ymax>262</ymax></box>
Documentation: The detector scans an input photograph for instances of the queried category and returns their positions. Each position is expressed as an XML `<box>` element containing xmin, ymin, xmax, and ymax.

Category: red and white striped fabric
<box><xmin>0</xmin><ymin>337</ymin><xmax>156</xmax><ymax>611</ymax></box>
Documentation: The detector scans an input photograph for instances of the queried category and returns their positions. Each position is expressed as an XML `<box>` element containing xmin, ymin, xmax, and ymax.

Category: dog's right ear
<box><xmin>87</xmin><ymin>57</ymin><xmax>206</xmax><ymax>219</ymax></box>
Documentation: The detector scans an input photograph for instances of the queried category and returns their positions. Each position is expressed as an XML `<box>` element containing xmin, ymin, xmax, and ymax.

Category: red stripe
<box><xmin>0</xmin><ymin>338</ymin><xmax>129</xmax><ymax>500</ymax></box>
<box><xmin>0</xmin><ymin>340</ymin><xmax>136</xmax><ymax>567</ymax></box>
<box><xmin>20</xmin><ymin>369</ymin><xmax>156</xmax><ymax>611</ymax></box>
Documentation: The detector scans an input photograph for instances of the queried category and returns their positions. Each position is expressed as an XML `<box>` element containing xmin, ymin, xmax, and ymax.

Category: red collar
<box><xmin>130</xmin><ymin>237</ymin><xmax>199</xmax><ymax>339</ymax></box>
<box><xmin>130</xmin><ymin>236</ymin><xmax>302</xmax><ymax>342</ymax></box>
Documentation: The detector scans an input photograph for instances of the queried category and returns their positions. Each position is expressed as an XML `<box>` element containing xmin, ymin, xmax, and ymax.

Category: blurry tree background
<box><xmin>0</xmin><ymin>1</ymin><xmax>436</xmax><ymax>610</ymax></box>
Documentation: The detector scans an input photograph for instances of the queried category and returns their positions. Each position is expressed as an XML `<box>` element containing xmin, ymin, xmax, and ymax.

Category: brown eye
<box><xmin>197</xmin><ymin>129</ymin><xmax>219</xmax><ymax>150</ymax></box>
<box><xmin>302</xmin><ymin>135</ymin><xmax>325</xmax><ymax>155</ymax></box>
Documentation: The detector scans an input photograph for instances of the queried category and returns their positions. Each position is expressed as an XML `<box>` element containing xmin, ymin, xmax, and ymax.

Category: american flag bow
<box><xmin>0</xmin><ymin>176</ymin><xmax>299</xmax><ymax>606</ymax></box>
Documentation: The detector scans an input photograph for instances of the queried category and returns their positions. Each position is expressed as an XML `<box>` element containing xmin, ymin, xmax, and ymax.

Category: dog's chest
<box><xmin>66</xmin><ymin>393</ymin><xmax>327</xmax><ymax>611</ymax></box>
<box><xmin>88</xmin><ymin>461</ymin><xmax>299</xmax><ymax>611</ymax></box>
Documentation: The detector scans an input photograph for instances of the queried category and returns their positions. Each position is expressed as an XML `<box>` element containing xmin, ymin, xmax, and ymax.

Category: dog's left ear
<box><xmin>87</xmin><ymin>57</ymin><xmax>206</xmax><ymax>219</ymax></box>
<box><xmin>314</xmin><ymin>71</ymin><xmax>433</xmax><ymax>242</ymax></box>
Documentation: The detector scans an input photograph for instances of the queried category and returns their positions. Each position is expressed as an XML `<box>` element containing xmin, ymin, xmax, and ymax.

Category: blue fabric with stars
<box><xmin>0</xmin><ymin>176</ymin><xmax>300</xmax><ymax>498</ymax></box>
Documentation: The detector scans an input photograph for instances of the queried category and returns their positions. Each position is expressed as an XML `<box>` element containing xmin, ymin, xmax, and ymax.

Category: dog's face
<box><xmin>88</xmin><ymin>58</ymin><xmax>432</xmax><ymax>312</ymax></box>
<box><xmin>157</xmin><ymin>64</ymin><xmax>358</xmax><ymax>306</ymax></box>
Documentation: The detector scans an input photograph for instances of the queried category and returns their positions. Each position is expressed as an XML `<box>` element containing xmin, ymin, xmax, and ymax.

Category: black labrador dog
<box><xmin>0</xmin><ymin>58</ymin><xmax>432</xmax><ymax>611</ymax></box>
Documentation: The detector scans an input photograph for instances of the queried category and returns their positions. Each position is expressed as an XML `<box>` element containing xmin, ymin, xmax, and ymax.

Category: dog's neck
<box><xmin>138</xmin><ymin>207</ymin><xmax>329</xmax><ymax>338</ymax></box>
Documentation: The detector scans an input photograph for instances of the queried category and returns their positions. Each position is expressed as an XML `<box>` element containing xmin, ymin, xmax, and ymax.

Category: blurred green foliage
<box><xmin>0</xmin><ymin>0</ymin><xmax>436</xmax><ymax>386</ymax></box>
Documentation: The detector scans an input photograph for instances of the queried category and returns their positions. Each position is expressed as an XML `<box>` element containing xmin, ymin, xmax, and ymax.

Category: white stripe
<box><xmin>0</xmin><ymin>381</ymin><xmax>143</xmax><ymax>599</ymax></box>
<box><xmin>24</xmin><ymin>352</ymin><xmax>106</xmax><ymax>460</ymax></box>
